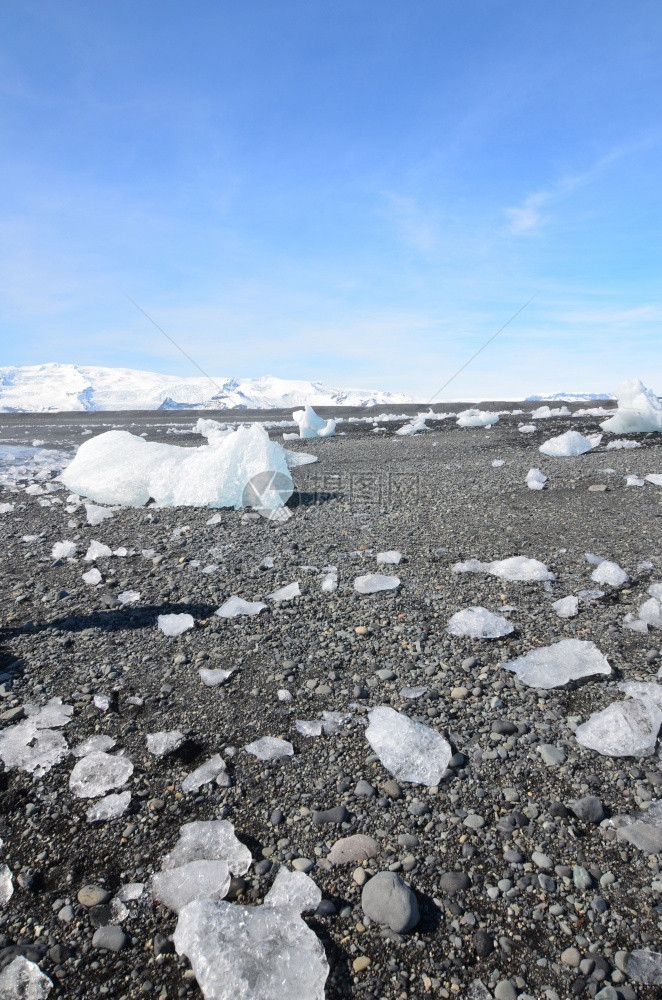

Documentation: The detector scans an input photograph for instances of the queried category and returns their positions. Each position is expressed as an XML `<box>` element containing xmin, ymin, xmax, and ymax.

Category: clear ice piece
<box><xmin>158</xmin><ymin>613</ymin><xmax>194</xmax><ymax>636</ymax></box>
<box><xmin>216</xmin><ymin>596</ymin><xmax>267</xmax><ymax>618</ymax></box>
<box><xmin>153</xmin><ymin>860</ymin><xmax>231</xmax><ymax>913</ymax></box>
<box><xmin>504</xmin><ymin>638</ymin><xmax>610</xmax><ymax>689</ymax></box>
<box><xmin>552</xmin><ymin>595</ymin><xmax>579</xmax><ymax>618</ymax></box>
<box><xmin>451</xmin><ymin>556</ymin><xmax>554</xmax><ymax>581</ymax></box>
<box><xmin>365</xmin><ymin>706</ymin><xmax>451</xmax><ymax>786</ymax></box>
<box><xmin>86</xmin><ymin>791</ymin><xmax>131</xmax><ymax>822</ymax></box>
<box><xmin>181</xmin><ymin>755</ymin><xmax>227</xmax><ymax>793</ymax></box>
<box><xmin>147</xmin><ymin>731</ymin><xmax>185</xmax><ymax>756</ymax></box>
<box><xmin>447</xmin><ymin>606</ymin><xmax>513</xmax><ymax>638</ymax></box>
<box><xmin>69</xmin><ymin>751</ymin><xmax>133</xmax><ymax>798</ymax></box>
<box><xmin>353</xmin><ymin>574</ymin><xmax>400</xmax><ymax>594</ymax></box>
<box><xmin>264</xmin><ymin>867</ymin><xmax>321</xmax><ymax>913</ymax></box>
<box><xmin>244</xmin><ymin>737</ymin><xmax>294</xmax><ymax>761</ymax></box>
<box><xmin>575</xmin><ymin>700</ymin><xmax>662</xmax><ymax>756</ymax></box>
<box><xmin>538</xmin><ymin>430</ymin><xmax>595</xmax><ymax>456</ymax></box>
<box><xmin>0</xmin><ymin>956</ymin><xmax>53</xmax><ymax>998</ymax></box>
<box><xmin>162</xmin><ymin>820</ymin><xmax>252</xmax><ymax>876</ymax></box>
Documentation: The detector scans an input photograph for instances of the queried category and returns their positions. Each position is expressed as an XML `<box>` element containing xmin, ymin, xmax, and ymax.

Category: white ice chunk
<box><xmin>518</xmin><ymin>423</ymin><xmax>537</xmax><ymax>433</ymax></box>
<box><xmin>456</xmin><ymin>409</ymin><xmax>499</xmax><ymax>427</ymax></box>
<box><xmin>366</xmin><ymin>706</ymin><xmax>451</xmax><ymax>786</ymax></box>
<box><xmin>60</xmin><ymin>425</ymin><xmax>293</xmax><ymax>510</ymax></box>
<box><xmin>649</xmin><ymin>583</ymin><xmax>662</xmax><ymax>599</ymax></box>
<box><xmin>447</xmin><ymin>606</ymin><xmax>514</xmax><ymax>639</ymax></box>
<box><xmin>216</xmin><ymin>595</ymin><xmax>267</xmax><ymax>618</ymax></box>
<box><xmin>82</xmin><ymin>567</ymin><xmax>102</xmax><ymax>585</ymax></box>
<box><xmin>181</xmin><ymin>755</ymin><xmax>227</xmax><ymax>793</ymax></box>
<box><xmin>295</xmin><ymin>720</ymin><xmax>323</xmax><ymax>737</ymax></box>
<box><xmin>526</xmin><ymin>467</ymin><xmax>547</xmax><ymax>490</ymax></box>
<box><xmin>376</xmin><ymin>550</ymin><xmax>401</xmax><ymax>564</ymax></box>
<box><xmin>93</xmin><ymin>694</ymin><xmax>110</xmax><ymax>711</ymax></box>
<box><xmin>623</xmin><ymin>949</ymin><xmax>662</xmax><ymax>985</ymax></box>
<box><xmin>0</xmin><ymin>956</ymin><xmax>53</xmax><ymax>998</ymax></box>
<box><xmin>277</xmin><ymin>689</ymin><xmax>292</xmax><ymax>702</ymax></box>
<box><xmin>539</xmin><ymin>430</ymin><xmax>595</xmax><ymax>457</ymax></box>
<box><xmin>623</xmin><ymin>612</ymin><xmax>648</xmax><ymax>633</ymax></box>
<box><xmin>163</xmin><ymin>819</ymin><xmax>252</xmax><ymax>875</ymax></box>
<box><xmin>117</xmin><ymin>882</ymin><xmax>145</xmax><ymax>901</ymax></box>
<box><xmin>585</xmin><ymin>552</ymin><xmax>605</xmax><ymax>565</ymax></box>
<box><xmin>575</xmin><ymin>700</ymin><xmax>662</xmax><ymax>756</ymax></box>
<box><xmin>292</xmin><ymin>405</ymin><xmax>336</xmax><ymax>439</ymax></box>
<box><xmin>600</xmin><ymin>378</ymin><xmax>662</xmax><ymax>434</ymax></box>
<box><xmin>0</xmin><ymin>502</ymin><xmax>15</xmax><ymax>513</ymax></box>
<box><xmin>173</xmin><ymin>897</ymin><xmax>329</xmax><ymax>1000</ymax></box>
<box><xmin>199</xmin><ymin>667</ymin><xmax>235</xmax><ymax>686</ymax></box>
<box><xmin>264</xmin><ymin>868</ymin><xmax>321</xmax><ymax>913</ymax></box>
<box><xmin>504</xmin><ymin>638</ymin><xmax>610</xmax><ymax>689</ymax></box>
<box><xmin>491</xmin><ymin>459</ymin><xmax>505</xmax><ymax>467</ymax></box>
<box><xmin>639</xmin><ymin>597</ymin><xmax>662</xmax><ymax>628</ymax></box>
<box><xmin>69</xmin><ymin>751</ymin><xmax>134</xmax><ymax>798</ymax></box>
<box><xmin>283</xmin><ymin>448</ymin><xmax>318</xmax><ymax>467</ymax></box>
<box><xmin>610</xmin><ymin>800</ymin><xmax>662</xmax><ymax>853</ymax></box>
<box><xmin>117</xmin><ymin>590</ymin><xmax>140</xmax><ymax>604</ymax></box>
<box><xmin>531</xmin><ymin>405</ymin><xmax>571</xmax><ymax>419</ymax></box>
<box><xmin>158</xmin><ymin>613</ymin><xmax>195</xmax><ymax>636</ymax></box>
<box><xmin>452</xmin><ymin>555</ymin><xmax>555</xmax><ymax>582</ymax></box>
<box><xmin>626</xmin><ymin>475</ymin><xmax>645</xmax><ymax>487</ymax></box>
<box><xmin>86</xmin><ymin>791</ymin><xmax>131</xmax><ymax>822</ymax></box>
<box><xmin>354</xmin><ymin>573</ymin><xmax>400</xmax><ymax>594</ymax></box>
<box><xmin>153</xmin><ymin>860</ymin><xmax>231</xmax><ymax>913</ymax></box>
<box><xmin>84</xmin><ymin>540</ymin><xmax>112</xmax><ymax>561</ymax></box>
<box><xmin>552</xmin><ymin>595</ymin><xmax>579</xmax><ymax>618</ymax></box>
<box><xmin>591</xmin><ymin>560</ymin><xmax>629</xmax><ymax>587</ymax></box>
<box><xmin>0</xmin><ymin>721</ymin><xmax>69</xmax><ymax>777</ymax></box>
<box><xmin>147</xmin><ymin>730</ymin><xmax>185</xmax><ymax>756</ymax></box>
<box><xmin>400</xmin><ymin>686</ymin><xmax>427</xmax><ymax>699</ymax></box>
<box><xmin>646</xmin><ymin>473</ymin><xmax>662</xmax><ymax>486</ymax></box>
<box><xmin>268</xmin><ymin>582</ymin><xmax>300</xmax><ymax>601</ymax></box>
<box><xmin>84</xmin><ymin>503</ymin><xmax>115</xmax><ymax>525</ymax></box>
<box><xmin>619</xmin><ymin>681</ymin><xmax>662</xmax><ymax>711</ymax></box>
<box><xmin>0</xmin><ymin>864</ymin><xmax>13</xmax><ymax>905</ymax></box>
<box><xmin>320</xmin><ymin>571</ymin><xmax>338</xmax><ymax>593</ymax></box>
<box><xmin>24</xmin><ymin>697</ymin><xmax>73</xmax><ymax>728</ymax></box>
<box><xmin>51</xmin><ymin>540</ymin><xmax>76</xmax><ymax>559</ymax></box>
<box><xmin>606</xmin><ymin>439</ymin><xmax>641</xmax><ymax>450</ymax></box>
<box><xmin>321</xmin><ymin>710</ymin><xmax>351</xmax><ymax>734</ymax></box>
<box><xmin>579</xmin><ymin>589</ymin><xmax>604</xmax><ymax>602</ymax></box>
<box><xmin>396</xmin><ymin>412</ymin><xmax>431</xmax><ymax>435</ymax></box>
<box><xmin>244</xmin><ymin>736</ymin><xmax>294</xmax><ymax>760</ymax></box>
<box><xmin>73</xmin><ymin>734</ymin><xmax>116</xmax><ymax>757</ymax></box>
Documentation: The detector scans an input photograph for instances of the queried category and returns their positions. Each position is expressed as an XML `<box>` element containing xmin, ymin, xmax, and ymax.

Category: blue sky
<box><xmin>1</xmin><ymin>0</ymin><xmax>661</xmax><ymax>398</ymax></box>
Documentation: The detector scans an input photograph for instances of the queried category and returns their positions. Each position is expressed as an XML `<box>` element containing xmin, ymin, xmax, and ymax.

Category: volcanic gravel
<box><xmin>0</xmin><ymin>404</ymin><xmax>661</xmax><ymax>999</ymax></box>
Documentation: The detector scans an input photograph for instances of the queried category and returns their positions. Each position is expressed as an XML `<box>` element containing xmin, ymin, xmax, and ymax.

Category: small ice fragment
<box><xmin>447</xmin><ymin>606</ymin><xmax>513</xmax><ymax>639</ymax></box>
<box><xmin>84</xmin><ymin>540</ymin><xmax>112</xmax><ymax>561</ymax></box>
<box><xmin>244</xmin><ymin>736</ymin><xmax>294</xmax><ymax>760</ymax></box>
<box><xmin>84</xmin><ymin>503</ymin><xmax>114</xmax><ymax>526</ymax></box>
<box><xmin>295</xmin><ymin>720</ymin><xmax>323</xmax><ymax>737</ymax></box>
<box><xmin>619</xmin><ymin>681</ymin><xmax>662</xmax><ymax>710</ymax></box>
<box><xmin>173</xmin><ymin>898</ymin><xmax>329</xmax><ymax>1000</ymax></box>
<box><xmin>283</xmin><ymin>448</ymin><xmax>318</xmax><ymax>466</ymax></box>
<box><xmin>504</xmin><ymin>638</ymin><xmax>610</xmax><ymax>689</ymax></box>
<box><xmin>519</xmin><ymin>423</ymin><xmax>537</xmax><ymax>433</ymax></box>
<box><xmin>216</xmin><ymin>595</ymin><xmax>267</xmax><ymax>618</ymax></box>
<box><xmin>0</xmin><ymin>502</ymin><xmax>15</xmax><ymax>513</ymax></box>
<box><xmin>624</xmin><ymin>949</ymin><xmax>662</xmax><ymax>985</ymax></box>
<box><xmin>623</xmin><ymin>612</ymin><xmax>648</xmax><ymax>633</ymax></box>
<box><xmin>451</xmin><ymin>555</ymin><xmax>554</xmax><ymax>582</ymax></box>
<box><xmin>117</xmin><ymin>590</ymin><xmax>140</xmax><ymax>604</ymax></box>
<box><xmin>0</xmin><ymin>956</ymin><xmax>53</xmax><ymax>998</ymax></box>
<box><xmin>366</xmin><ymin>706</ymin><xmax>451</xmax><ymax>786</ymax></box>
<box><xmin>260</xmin><ymin>556</ymin><xmax>275</xmax><ymax>569</ymax></box>
<box><xmin>277</xmin><ymin>689</ymin><xmax>292</xmax><ymax>702</ymax></box>
<box><xmin>354</xmin><ymin>573</ymin><xmax>400</xmax><ymax>594</ymax></box>
<box><xmin>400</xmin><ymin>686</ymin><xmax>427</xmax><ymax>699</ymax></box>
<box><xmin>69</xmin><ymin>751</ymin><xmax>134</xmax><ymax>798</ymax></box>
<box><xmin>147</xmin><ymin>731</ymin><xmax>185</xmax><ymax>756</ymax></box>
<box><xmin>539</xmin><ymin>430</ymin><xmax>595</xmax><ymax>456</ymax></box>
<box><xmin>93</xmin><ymin>694</ymin><xmax>110</xmax><ymax>710</ymax></box>
<box><xmin>268</xmin><ymin>582</ymin><xmax>300</xmax><ymax>601</ymax></box>
<box><xmin>0</xmin><ymin>864</ymin><xmax>13</xmax><ymax>904</ymax></box>
<box><xmin>264</xmin><ymin>867</ymin><xmax>321</xmax><ymax>913</ymax></box>
<box><xmin>201</xmin><ymin>564</ymin><xmax>218</xmax><ymax>574</ymax></box>
<box><xmin>199</xmin><ymin>667</ymin><xmax>235</xmax><ymax>686</ymax></box>
<box><xmin>158</xmin><ymin>613</ymin><xmax>195</xmax><ymax>636</ymax></box>
<box><xmin>649</xmin><ymin>583</ymin><xmax>662</xmax><ymax>599</ymax></box>
<box><xmin>163</xmin><ymin>819</ymin><xmax>251</xmax><ymax>874</ymax></box>
<box><xmin>24</xmin><ymin>697</ymin><xmax>73</xmax><ymax>728</ymax></box>
<box><xmin>600</xmin><ymin>378</ymin><xmax>662</xmax><ymax>434</ymax></box>
<box><xmin>526</xmin><ymin>467</ymin><xmax>547</xmax><ymax>490</ymax></box>
<box><xmin>610</xmin><ymin>800</ymin><xmax>662</xmax><ymax>854</ymax></box>
<box><xmin>73</xmin><ymin>734</ymin><xmax>116</xmax><ymax>757</ymax></box>
<box><xmin>86</xmin><ymin>791</ymin><xmax>131</xmax><ymax>822</ymax></box>
<box><xmin>153</xmin><ymin>860</ymin><xmax>231</xmax><ymax>913</ymax></box>
<box><xmin>531</xmin><ymin>405</ymin><xmax>571</xmax><ymax>419</ymax></box>
<box><xmin>456</xmin><ymin>409</ymin><xmax>499</xmax><ymax>427</ymax></box>
<box><xmin>626</xmin><ymin>475</ymin><xmax>645</xmax><ymax>487</ymax></box>
<box><xmin>116</xmin><ymin>882</ymin><xmax>145</xmax><ymax>901</ymax></box>
<box><xmin>575</xmin><ymin>700</ymin><xmax>662</xmax><ymax>756</ymax></box>
<box><xmin>639</xmin><ymin>597</ymin><xmax>662</xmax><ymax>628</ymax></box>
<box><xmin>552</xmin><ymin>595</ymin><xmax>579</xmax><ymax>618</ymax></box>
<box><xmin>206</xmin><ymin>513</ymin><xmax>222</xmax><ymax>525</ymax></box>
<box><xmin>51</xmin><ymin>540</ymin><xmax>76</xmax><ymax>559</ymax></box>
<box><xmin>181</xmin><ymin>755</ymin><xmax>227</xmax><ymax>793</ymax></box>
<box><xmin>591</xmin><ymin>560</ymin><xmax>629</xmax><ymax>587</ymax></box>
<box><xmin>606</xmin><ymin>438</ymin><xmax>641</xmax><ymax>450</ymax></box>
<box><xmin>320</xmin><ymin>571</ymin><xmax>338</xmax><ymax>593</ymax></box>
<box><xmin>376</xmin><ymin>550</ymin><xmax>401</xmax><ymax>565</ymax></box>
<box><xmin>646</xmin><ymin>473</ymin><xmax>662</xmax><ymax>486</ymax></box>
<box><xmin>321</xmin><ymin>711</ymin><xmax>350</xmax><ymax>735</ymax></box>
<box><xmin>585</xmin><ymin>552</ymin><xmax>605</xmax><ymax>565</ymax></box>
<box><xmin>82</xmin><ymin>567</ymin><xmax>102</xmax><ymax>585</ymax></box>
<box><xmin>491</xmin><ymin>459</ymin><xmax>505</xmax><ymax>467</ymax></box>
<box><xmin>396</xmin><ymin>412</ymin><xmax>430</xmax><ymax>435</ymax></box>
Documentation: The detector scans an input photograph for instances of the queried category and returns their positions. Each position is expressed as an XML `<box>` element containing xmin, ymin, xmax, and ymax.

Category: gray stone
<box><xmin>439</xmin><ymin>871</ymin><xmax>471</xmax><ymax>894</ymax></box>
<box><xmin>354</xmin><ymin>780</ymin><xmax>375</xmax><ymax>797</ymax></box>
<box><xmin>92</xmin><ymin>925</ymin><xmax>127</xmax><ymax>952</ymax></box>
<box><xmin>312</xmin><ymin>805</ymin><xmax>349</xmax><ymax>825</ymax></box>
<box><xmin>572</xmin><ymin>865</ymin><xmax>592</xmax><ymax>889</ymax></box>
<box><xmin>463</xmin><ymin>813</ymin><xmax>485</xmax><ymax>830</ymax></box>
<box><xmin>532</xmin><ymin>851</ymin><xmax>552</xmax><ymax>869</ymax></box>
<box><xmin>569</xmin><ymin>795</ymin><xmax>604</xmax><ymax>823</ymax></box>
<box><xmin>561</xmin><ymin>947</ymin><xmax>581</xmax><ymax>967</ymax></box>
<box><xmin>361</xmin><ymin>871</ymin><xmax>419</xmax><ymax>933</ymax></box>
<box><xmin>78</xmin><ymin>884</ymin><xmax>111</xmax><ymax>907</ymax></box>
<box><xmin>494</xmin><ymin>980</ymin><xmax>517</xmax><ymax>1000</ymax></box>
<box><xmin>539</xmin><ymin>744</ymin><xmax>566</xmax><ymax>765</ymax></box>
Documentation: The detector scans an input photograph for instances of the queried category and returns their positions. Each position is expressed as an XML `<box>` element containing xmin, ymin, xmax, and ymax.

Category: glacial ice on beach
<box><xmin>181</xmin><ymin>755</ymin><xmax>227</xmax><ymax>793</ymax></box>
<box><xmin>158</xmin><ymin>613</ymin><xmax>195</xmax><ymax>636</ymax></box>
<box><xmin>447</xmin><ymin>606</ymin><xmax>514</xmax><ymax>639</ymax></box>
<box><xmin>396</xmin><ymin>412</ymin><xmax>431</xmax><ymax>435</ymax></box>
<box><xmin>216</xmin><ymin>595</ymin><xmax>267</xmax><ymax>618</ymax></box>
<box><xmin>366</xmin><ymin>706</ymin><xmax>451</xmax><ymax>786</ymax></box>
<box><xmin>626</xmin><ymin>475</ymin><xmax>645</xmax><ymax>487</ymax></box>
<box><xmin>296</xmin><ymin>720</ymin><xmax>323</xmax><ymax>737</ymax></box>
<box><xmin>456</xmin><ymin>409</ymin><xmax>499</xmax><ymax>427</ymax></box>
<box><xmin>519</xmin><ymin>423</ymin><xmax>537</xmax><ymax>433</ymax></box>
<box><xmin>264</xmin><ymin>868</ymin><xmax>321</xmax><ymax>913</ymax></box>
<box><xmin>600</xmin><ymin>379</ymin><xmax>662</xmax><ymax>434</ymax></box>
<box><xmin>199</xmin><ymin>667</ymin><xmax>235</xmax><ymax>686</ymax></box>
<box><xmin>117</xmin><ymin>590</ymin><xmax>140</xmax><ymax>604</ymax></box>
<box><xmin>173</xmin><ymin>896</ymin><xmax>329</xmax><ymax>1000</ymax></box>
<box><xmin>0</xmin><ymin>956</ymin><xmax>53</xmax><ymax>998</ymax></box>
<box><xmin>354</xmin><ymin>573</ymin><xmax>400</xmax><ymax>593</ymax></box>
<box><xmin>504</xmin><ymin>639</ymin><xmax>610</xmax><ymax>689</ymax></box>
<box><xmin>606</xmin><ymin>438</ymin><xmax>641</xmax><ymax>450</ymax></box>
<box><xmin>268</xmin><ymin>582</ymin><xmax>300</xmax><ymax>601</ymax></box>
<box><xmin>147</xmin><ymin>730</ymin><xmax>185</xmax><ymax>756</ymax></box>
<box><xmin>292</xmin><ymin>404</ymin><xmax>336</xmax><ymax>439</ymax></box>
<box><xmin>591</xmin><ymin>560</ymin><xmax>629</xmax><ymax>587</ymax></box>
<box><xmin>84</xmin><ymin>502</ymin><xmax>115</xmax><ymax>525</ymax></box>
<box><xmin>610</xmin><ymin>800</ymin><xmax>662</xmax><ymax>854</ymax></box>
<box><xmin>153</xmin><ymin>860</ymin><xmax>231</xmax><ymax>913</ymax></box>
<box><xmin>163</xmin><ymin>820</ymin><xmax>252</xmax><ymax>875</ymax></box>
<box><xmin>646</xmin><ymin>473</ymin><xmax>662</xmax><ymax>485</ymax></box>
<box><xmin>0</xmin><ymin>699</ymin><xmax>73</xmax><ymax>777</ymax></box>
<box><xmin>69</xmin><ymin>751</ymin><xmax>134</xmax><ymax>798</ymax></box>
<box><xmin>575</xmin><ymin>699</ymin><xmax>662</xmax><ymax>756</ymax></box>
<box><xmin>0</xmin><ymin>864</ymin><xmax>13</xmax><ymax>905</ymax></box>
<box><xmin>82</xmin><ymin>567</ymin><xmax>102</xmax><ymax>585</ymax></box>
<box><xmin>73</xmin><ymin>734</ymin><xmax>116</xmax><ymax>757</ymax></box>
<box><xmin>376</xmin><ymin>550</ymin><xmax>401</xmax><ymax>564</ymax></box>
<box><xmin>51</xmin><ymin>540</ymin><xmax>76</xmax><ymax>559</ymax></box>
<box><xmin>552</xmin><ymin>595</ymin><xmax>579</xmax><ymax>618</ymax></box>
<box><xmin>639</xmin><ymin>597</ymin><xmax>662</xmax><ymax>628</ymax></box>
<box><xmin>244</xmin><ymin>737</ymin><xmax>294</xmax><ymax>761</ymax></box>
<box><xmin>538</xmin><ymin>430</ymin><xmax>595</xmax><ymax>457</ymax></box>
<box><xmin>623</xmin><ymin>949</ymin><xmax>662</xmax><ymax>985</ymax></box>
<box><xmin>84</xmin><ymin>540</ymin><xmax>112</xmax><ymax>561</ymax></box>
<box><xmin>531</xmin><ymin>405</ymin><xmax>571</xmax><ymax>419</ymax></box>
<box><xmin>452</xmin><ymin>555</ymin><xmax>555</xmax><ymax>582</ymax></box>
<box><xmin>526</xmin><ymin>467</ymin><xmax>547</xmax><ymax>490</ymax></box>
<box><xmin>60</xmin><ymin>425</ymin><xmax>293</xmax><ymax>510</ymax></box>
<box><xmin>86</xmin><ymin>791</ymin><xmax>131</xmax><ymax>822</ymax></box>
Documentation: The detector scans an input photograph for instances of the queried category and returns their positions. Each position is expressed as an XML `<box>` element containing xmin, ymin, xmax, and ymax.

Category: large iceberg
<box><xmin>503</xmin><ymin>639</ymin><xmax>610</xmax><ymax>689</ymax></box>
<box><xmin>600</xmin><ymin>378</ymin><xmax>662</xmax><ymax>434</ymax></box>
<box><xmin>292</xmin><ymin>405</ymin><xmax>336</xmax><ymax>439</ymax></box>
<box><xmin>60</xmin><ymin>425</ymin><xmax>293</xmax><ymax>510</ymax></box>
<box><xmin>366</xmin><ymin>706</ymin><xmax>451</xmax><ymax>785</ymax></box>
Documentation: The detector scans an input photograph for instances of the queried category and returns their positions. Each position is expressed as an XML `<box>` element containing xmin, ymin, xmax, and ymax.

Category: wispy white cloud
<box><xmin>379</xmin><ymin>192</ymin><xmax>439</xmax><ymax>251</ymax></box>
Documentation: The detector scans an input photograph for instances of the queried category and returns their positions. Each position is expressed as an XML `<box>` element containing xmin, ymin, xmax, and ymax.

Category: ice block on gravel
<box><xmin>0</xmin><ymin>956</ymin><xmax>53</xmax><ymax>998</ymax></box>
<box><xmin>244</xmin><ymin>736</ymin><xmax>294</xmax><ymax>761</ymax></box>
<box><xmin>447</xmin><ymin>606</ymin><xmax>514</xmax><ymax>639</ymax></box>
<box><xmin>216</xmin><ymin>595</ymin><xmax>267</xmax><ymax>618</ymax></box>
<box><xmin>539</xmin><ymin>430</ymin><xmax>595</xmax><ymax>456</ymax></box>
<box><xmin>69</xmin><ymin>751</ymin><xmax>134</xmax><ymax>798</ymax></box>
<box><xmin>51</xmin><ymin>540</ymin><xmax>76</xmax><ymax>559</ymax></box>
<box><xmin>504</xmin><ymin>638</ymin><xmax>610</xmax><ymax>689</ymax></box>
<box><xmin>639</xmin><ymin>597</ymin><xmax>662</xmax><ymax>628</ymax></box>
<box><xmin>590</xmin><ymin>560</ymin><xmax>628</xmax><ymax>587</ymax></box>
<box><xmin>0</xmin><ymin>721</ymin><xmax>69</xmax><ymax>777</ymax></box>
<box><xmin>86</xmin><ymin>791</ymin><xmax>131</xmax><ymax>822</ymax></box>
<box><xmin>456</xmin><ymin>409</ymin><xmax>499</xmax><ymax>427</ymax></box>
<box><xmin>575</xmin><ymin>699</ymin><xmax>662</xmax><ymax>756</ymax></box>
<box><xmin>354</xmin><ymin>573</ymin><xmax>400</xmax><ymax>594</ymax></box>
<box><xmin>199</xmin><ymin>667</ymin><xmax>235</xmax><ymax>686</ymax></box>
<box><xmin>158</xmin><ymin>613</ymin><xmax>195</xmax><ymax>636</ymax></box>
<box><xmin>452</xmin><ymin>555</ymin><xmax>555</xmax><ymax>582</ymax></box>
<box><xmin>163</xmin><ymin>820</ymin><xmax>252</xmax><ymax>875</ymax></box>
<box><xmin>552</xmin><ymin>595</ymin><xmax>579</xmax><ymax>618</ymax></box>
<box><xmin>623</xmin><ymin>949</ymin><xmax>662</xmax><ymax>985</ymax></box>
<box><xmin>526</xmin><ymin>467</ymin><xmax>547</xmax><ymax>490</ymax></box>
<box><xmin>376</xmin><ymin>550</ymin><xmax>401</xmax><ymax>564</ymax></box>
<box><xmin>173</xmin><ymin>897</ymin><xmax>329</xmax><ymax>1000</ymax></box>
<box><xmin>292</xmin><ymin>404</ymin><xmax>336</xmax><ymax>439</ymax></box>
<box><xmin>267</xmin><ymin>582</ymin><xmax>300</xmax><ymax>601</ymax></box>
<box><xmin>147</xmin><ymin>730</ymin><xmax>185</xmax><ymax>756</ymax></box>
<box><xmin>153</xmin><ymin>860</ymin><xmax>231</xmax><ymax>913</ymax></box>
<box><xmin>366</xmin><ymin>706</ymin><xmax>451</xmax><ymax>786</ymax></box>
<box><xmin>181</xmin><ymin>755</ymin><xmax>227</xmax><ymax>793</ymax></box>
<box><xmin>610</xmin><ymin>800</ymin><xmax>662</xmax><ymax>853</ymax></box>
<box><xmin>0</xmin><ymin>864</ymin><xmax>13</xmax><ymax>905</ymax></box>
<box><xmin>600</xmin><ymin>378</ymin><xmax>662</xmax><ymax>434</ymax></box>
<box><xmin>264</xmin><ymin>868</ymin><xmax>321</xmax><ymax>913</ymax></box>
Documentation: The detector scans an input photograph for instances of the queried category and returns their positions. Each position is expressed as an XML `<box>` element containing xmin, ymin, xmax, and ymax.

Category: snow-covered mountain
<box><xmin>0</xmin><ymin>364</ymin><xmax>413</xmax><ymax>412</ymax></box>
<box><xmin>525</xmin><ymin>392</ymin><xmax>613</xmax><ymax>401</ymax></box>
